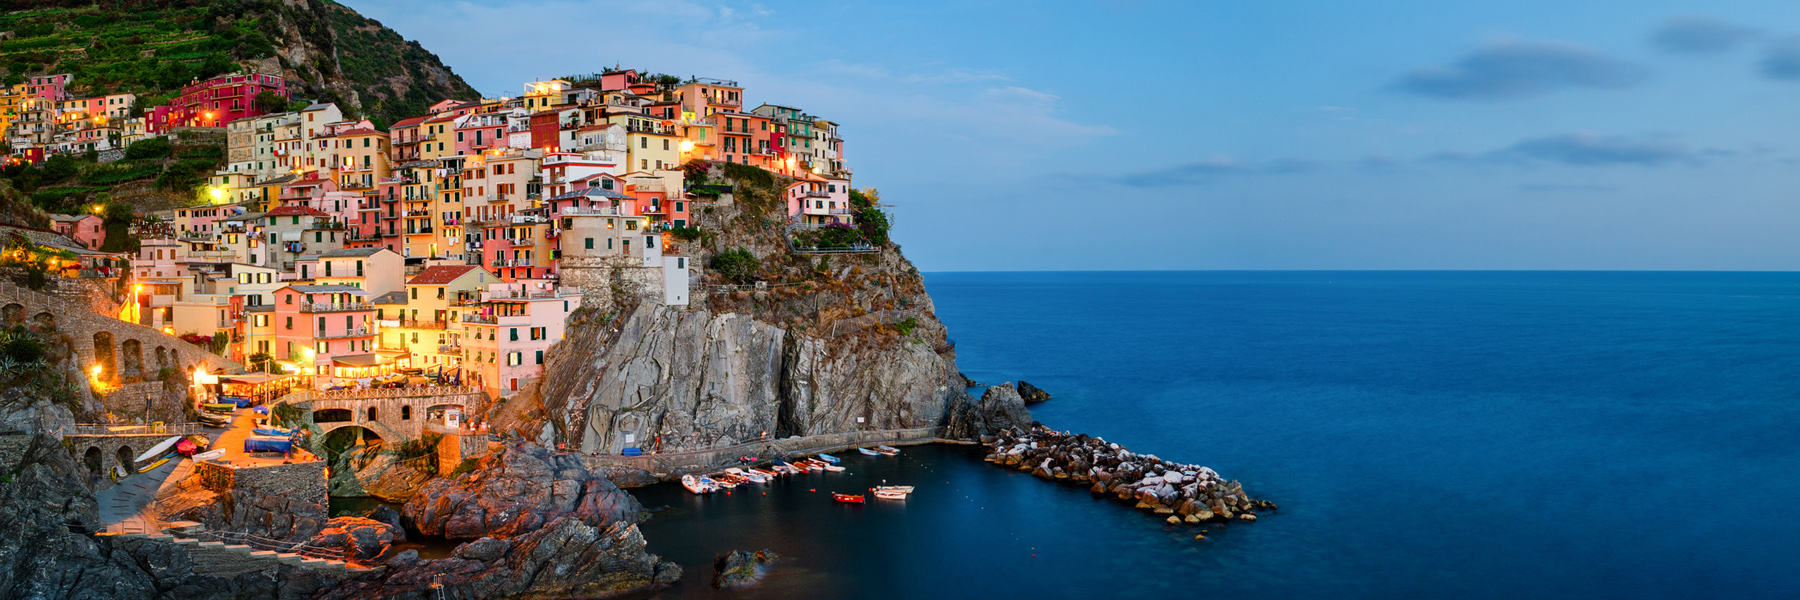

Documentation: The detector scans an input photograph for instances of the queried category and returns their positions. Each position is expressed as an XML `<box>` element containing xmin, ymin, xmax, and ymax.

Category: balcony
<box><xmin>802</xmin><ymin>191</ymin><xmax>830</xmax><ymax>199</ymax></box>
<box><xmin>438</xmin><ymin>344</ymin><xmax>462</xmax><ymax>355</ymax></box>
<box><xmin>299</xmin><ymin>302</ymin><xmax>372</xmax><ymax>313</ymax></box>
<box><xmin>394</xmin><ymin>319</ymin><xmax>448</xmax><ymax>330</ymax></box>
<box><xmin>316</xmin><ymin>327</ymin><xmax>373</xmax><ymax>339</ymax></box>
<box><xmin>406</xmin><ymin>227</ymin><xmax>435</xmax><ymax>235</ymax></box>
<box><xmin>463</xmin><ymin>313</ymin><xmax>529</xmax><ymax>325</ymax></box>
<box><xmin>490</xmin><ymin>258</ymin><xmax>534</xmax><ymax>267</ymax></box>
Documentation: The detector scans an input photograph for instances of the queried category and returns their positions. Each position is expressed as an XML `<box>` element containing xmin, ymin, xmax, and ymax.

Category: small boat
<box><xmin>704</xmin><ymin>476</ymin><xmax>735</xmax><ymax>489</ymax></box>
<box><xmin>681</xmin><ymin>474</ymin><xmax>712</xmax><ymax>494</ymax></box>
<box><xmin>874</xmin><ymin>489</ymin><xmax>907</xmax><ymax>500</ymax></box>
<box><xmin>193</xmin><ymin>449</ymin><xmax>226</xmax><ymax>461</ymax></box>
<box><xmin>875</xmin><ymin>485</ymin><xmax>915</xmax><ymax>494</ymax></box>
<box><xmin>753</xmin><ymin>468</ymin><xmax>782</xmax><ymax>479</ymax></box>
<box><xmin>135</xmin><ymin>436</ymin><xmax>182</xmax><ymax>464</ymax></box>
<box><xmin>833</xmin><ymin>493</ymin><xmax>865</xmax><ymax>504</ymax></box>
<box><xmin>857</xmin><ymin>448</ymin><xmax>882</xmax><ymax>456</ymax></box>
<box><xmin>114</xmin><ymin>465</ymin><xmax>128</xmax><ymax>479</ymax></box>
<box><xmin>724</xmin><ymin>468</ymin><xmax>765</xmax><ymax>484</ymax></box>
<box><xmin>817</xmin><ymin>453</ymin><xmax>841</xmax><ymax>464</ymax></box>
<box><xmin>175</xmin><ymin>438</ymin><xmax>199</xmax><ymax>457</ymax></box>
<box><xmin>876</xmin><ymin>445</ymin><xmax>901</xmax><ymax>455</ymax></box>
<box><xmin>820</xmin><ymin>462</ymin><xmax>845</xmax><ymax>472</ymax></box>
<box><xmin>137</xmin><ymin>454</ymin><xmax>175</xmax><ymax>473</ymax></box>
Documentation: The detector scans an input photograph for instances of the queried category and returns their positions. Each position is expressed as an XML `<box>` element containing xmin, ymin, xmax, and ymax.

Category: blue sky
<box><xmin>349</xmin><ymin>0</ymin><xmax>1800</xmax><ymax>271</ymax></box>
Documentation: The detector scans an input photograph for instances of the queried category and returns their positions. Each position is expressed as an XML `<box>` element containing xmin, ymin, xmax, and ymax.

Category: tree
<box><xmin>255</xmin><ymin>90</ymin><xmax>290</xmax><ymax>114</ymax></box>
<box><xmin>711</xmin><ymin>248</ymin><xmax>760</xmax><ymax>284</ymax></box>
<box><xmin>199</xmin><ymin>53</ymin><xmax>234</xmax><ymax>80</ymax></box>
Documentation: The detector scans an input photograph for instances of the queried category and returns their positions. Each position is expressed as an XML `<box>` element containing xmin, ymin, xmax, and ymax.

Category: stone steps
<box><xmin>97</xmin><ymin>532</ymin><xmax>367</xmax><ymax>575</ymax></box>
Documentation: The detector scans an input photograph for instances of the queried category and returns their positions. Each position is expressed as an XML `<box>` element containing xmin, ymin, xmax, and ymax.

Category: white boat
<box><xmin>134</xmin><ymin>436</ymin><xmax>181</xmax><ymax>463</ymax></box>
<box><xmin>703</xmin><ymin>475</ymin><xmax>734</xmax><ymax>489</ymax></box>
<box><xmin>876</xmin><ymin>445</ymin><xmax>901</xmax><ymax>456</ymax></box>
<box><xmin>874</xmin><ymin>489</ymin><xmax>907</xmax><ymax>500</ymax></box>
<box><xmin>821</xmin><ymin>462</ymin><xmax>845</xmax><ymax>472</ymax></box>
<box><xmin>858</xmin><ymin>448</ymin><xmax>882</xmax><ymax>456</ymax></box>
<box><xmin>193</xmin><ymin>449</ymin><xmax>226</xmax><ymax>461</ymax></box>
<box><xmin>725</xmin><ymin>468</ymin><xmax>766</xmax><ymax>483</ymax></box>
<box><xmin>681</xmin><ymin>474</ymin><xmax>712</xmax><ymax>494</ymax></box>
<box><xmin>875</xmin><ymin>485</ymin><xmax>915</xmax><ymax>494</ymax></box>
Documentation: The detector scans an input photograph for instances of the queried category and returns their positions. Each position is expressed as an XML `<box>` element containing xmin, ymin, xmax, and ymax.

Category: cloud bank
<box><xmin>1651</xmin><ymin>16</ymin><xmax>1758</xmax><ymax>55</ymax></box>
<box><xmin>1392</xmin><ymin>40</ymin><xmax>1648</xmax><ymax>100</ymax></box>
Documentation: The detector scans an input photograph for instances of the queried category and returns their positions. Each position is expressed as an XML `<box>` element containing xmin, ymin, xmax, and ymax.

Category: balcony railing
<box><xmin>406</xmin><ymin>227</ymin><xmax>435</xmax><ymax>235</ymax></box>
<box><xmin>316</xmin><ymin>327</ymin><xmax>373</xmax><ymax>339</ymax></box>
<box><xmin>299</xmin><ymin>302</ymin><xmax>371</xmax><ymax>313</ymax></box>
<box><xmin>438</xmin><ymin>344</ymin><xmax>462</xmax><ymax>355</ymax></box>
<box><xmin>490</xmin><ymin>258</ymin><xmax>534</xmax><ymax>267</ymax></box>
<box><xmin>394</xmin><ymin>319</ymin><xmax>448</xmax><ymax>330</ymax></box>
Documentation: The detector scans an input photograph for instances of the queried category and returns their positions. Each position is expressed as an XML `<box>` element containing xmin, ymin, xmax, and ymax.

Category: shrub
<box><xmin>668</xmin><ymin>225</ymin><xmax>702</xmax><ymax>241</ymax></box>
<box><xmin>895</xmin><ymin>317</ymin><xmax>919</xmax><ymax>336</ymax></box>
<box><xmin>124</xmin><ymin>137</ymin><xmax>172</xmax><ymax>160</ymax></box>
<box><xmin>711</xmin><ymin>248</ymin><xmax>759</xmax><ymax>284</ymax></box>
<box><xmin>794</xmin><ymin>223</ymin><xmax>866</xmax><ymax>249</ymax></box>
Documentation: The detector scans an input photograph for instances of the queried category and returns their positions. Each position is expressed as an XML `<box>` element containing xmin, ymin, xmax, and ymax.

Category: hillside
<box><xmin>0</xmin><ymin>0</ymin><xmax>479</xmax><ymax>125</ymax></box>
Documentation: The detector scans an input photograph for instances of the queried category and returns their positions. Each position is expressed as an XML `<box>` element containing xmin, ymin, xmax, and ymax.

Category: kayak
<box><xmin>876</xmin><ymin>445</ymin><xmax>900</xmax><ymax>455</ymax></box>
<box><xmin>193</xmin><ymin>449</ymin><xmax>226</xmax><ymax>461</ymax></box>
<box><xmin>858</xmin><ymin>448</ymin><xmax>882</xmax><ymax>456</ymax></box>
<box><xmin>833</xmin><ymin>493</ymin><xmax>865</xmax><ymax>504</ymax></box>
<box><xmin>137</xmin><ymin>454</ymin><xmax>175</xmax><ymax>473</ymax></box>
<box><xmin>134</xmin><ymin>436</ymin><xmax>181</xmax><ymax>463</ymax></box>
<box><xmin>817</xmin><ymin>453</ymin><xmax>841</xmax><ymax>464</ymax></box>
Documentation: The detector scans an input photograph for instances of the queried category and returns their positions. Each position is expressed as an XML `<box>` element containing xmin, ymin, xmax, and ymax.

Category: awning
<box><xmin>280</xmin><ymin>230</ymin><xmax>302</xmax><ymax>241</ymax></box>
<box><xmin>332</xmin><ymin>354</ymin><xmax>391</xmax><ymax>367</ymax></box>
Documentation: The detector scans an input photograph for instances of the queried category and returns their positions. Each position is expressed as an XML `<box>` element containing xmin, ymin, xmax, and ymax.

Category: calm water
<box><xmin>636</xmin><ymin>271</ymin><xmax>1800</xmax><ymax>599</ymax></box>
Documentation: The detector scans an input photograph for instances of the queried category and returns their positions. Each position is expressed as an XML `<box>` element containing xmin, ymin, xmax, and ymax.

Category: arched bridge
<box><xmin>0</xmin><ymin>281</ymin><xmax>237</xmax><ymax>383</ymax></box>
<box><xmin>278</xmin><ymin>387</ymin><xmax>485</xmax><ymax>442</ymax></box>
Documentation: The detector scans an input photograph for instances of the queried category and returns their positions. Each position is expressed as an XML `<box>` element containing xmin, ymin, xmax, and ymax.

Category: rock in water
<box><xmin>1017</xmin><ymin>380</ymin><xmax>1052</xmax><ymax>403</ymax></box>
<box><xmin>714</xmin><ymin>549</ymin><xmax>781</xmax><ymax>588</ymax></box>
<box><xmin>302</xmin><ymin>516</ymin><xmax>403</xmax><ymax>559</ymax></box>
<box><xmin>976</xmin><ymin>383</ymin><xmax>1035</xmax><ymax>433</ymax></box>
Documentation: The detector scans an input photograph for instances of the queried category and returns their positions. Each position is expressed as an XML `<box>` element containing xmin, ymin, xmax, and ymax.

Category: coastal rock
<box><xmin>713</xmin><ymin>549</ymin><xmax>780</xmax><ymax>588</ymax></box>
<box><xmin>403</xmin><ymin>441</ymin><xmax>645</xmax><ymax>539</ymax></box>
<box><xmin>328</xmin><ymin>447</ymin><xmax>435</xmax><ymax>501</ymax></box>
<box><xmin>1017</xmin><ymin>380</ymin><xmax>1052</xmax><ymax>403</ymax></box>
<box><xmin>321</xmin><ymin>517</ymin><xmax>679</xmax><ymax>600</ymax></box>
<box><xmin>982</xmin><ymin>427</ymin><xmax>1261</xmax><ymax>529</ymax></box>
<box><xmin>302</xmin><ymin>516</ymin><xmax>403</xmax><ymax>560</ymax></box>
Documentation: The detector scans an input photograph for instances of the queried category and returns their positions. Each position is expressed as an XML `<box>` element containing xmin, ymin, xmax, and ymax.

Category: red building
<box><xmin>148</xmin><ymin>72</ymin><xmax>288</xmax><ymax>132</ymax></box>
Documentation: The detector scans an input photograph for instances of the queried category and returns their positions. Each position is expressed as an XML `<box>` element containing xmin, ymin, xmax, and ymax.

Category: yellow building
<box><xmin>381</xmin><ymin>265</ymin><xmax>494</xmax><ymax>369</ymax></box>
<box><xmin>608</xmin><ymin>113</ymin><xmax>680</xmax><ymax>172</ymax></box>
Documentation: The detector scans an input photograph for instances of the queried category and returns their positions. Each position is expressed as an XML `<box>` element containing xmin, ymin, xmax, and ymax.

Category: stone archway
<box><xmin>2</xmin><ymin>303</ymin><xmax>23</xmax><ymax>324</ymax></box>
<box><xmin>115</xmin><ymin>445</ymin><xmax>134</xmax><ymax>473</ymax></box>
<box><xmin>31</xmin><ymin>312</ymin><xmax>53</xmax><ymax>330</ymax></box>
<box><xmin>120</xmin><ymin>339</ymin><xmax>144</xmax><ymax>383</ymax></box>
<box><xmin>83</xmin><ymin>446</ymin><xmax>103</xmax><ymax>475</ymax></box>
<box><xmin>155</xmin><ymin>346</ymin><xmax>168</xmax><ymax>371</ymax></box>
<box><xmin>93</xmin><ymin>332</ymin><xmax>116</xmax><ymax>383</ymax></box>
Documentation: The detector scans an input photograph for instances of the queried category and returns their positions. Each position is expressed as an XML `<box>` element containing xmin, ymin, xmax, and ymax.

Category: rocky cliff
<box><xmin>493</xmin><ymin>166</ymin><xmax>968</xmax><ymax>455</ymax></box>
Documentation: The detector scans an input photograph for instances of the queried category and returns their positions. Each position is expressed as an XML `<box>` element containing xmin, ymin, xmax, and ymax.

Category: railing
<box><xmin>437</xmin><ymin>344</ymin><xmax>462</xmax><ymax>355</ymax></box>
<box><xmin>406</xmin><ymin>227</ymin><xmax>434</xmax><ymax>235</ymax></box>
<box><xmin>185</xmin><ymin>528</ymin><xmax>357</xmax><ymax>564</ymax></box>
<box><xmin>62</xmin><ymin>422</ymin><xmax>213</xmax><ymax>437</ymax></box>
<box><xmin>801</xmin><ymin>191</ymin><xmax>830</xmax><ymax>198</ymax></box>
<box><xmin>299</xmin><ymin>302</ymin><xmax>371</xmax><ymax>313</ymax></box>
<box><xmin>394</xmin><ymin>319</ymin><xmax>448</xmax><ymax>330</ymax></box>
<box><xmin>316</xmin><ymin>327</ymin><xmax>372</xmax><ymax>339</ymax></box>
<box><xmin>303</xmin><ymin>385</ymin><xmax>483</xmax><ymax>402</ymax></box>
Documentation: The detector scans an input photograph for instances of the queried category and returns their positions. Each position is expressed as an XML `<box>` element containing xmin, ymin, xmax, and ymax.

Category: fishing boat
<box><xmin>857</xmin><ymin>448</ymin><xmax>882</xmax><ymax>456</ymax></box>
<box><xmin>753</xmin><ymin>468</ymin><xmax>782</xmax><ymax>479</ymax></box>
<box><xmin>874</xmin><ymin>489</ymin><xmax>907</xmax><ymax>500</ymax></box>
<box><xmin>833</xmin><ymin>493</ymin><xmax>865</xmax><ymax>504</ymax></box>
<box><xmin>875</xmin><ymin>485</ymin><xmax>915</xmax><ymax>494</ymax></box>
<box><xmin>724</xmin><ymin>468</ymin><xmax>766</xmax><ymax>484</ymax></box>
<box><xmin>876</xmin><ymin>445</ymin><xmax>901</xmax><ymax>455</ymax></box>
<box><xmin>820</xmin><ymin>462</ymin><xmax>846</xmax><ymax>472</ymax></box>
<box><xmin>817</xmin><ymin>453</ymin><xmax>841</xmax><ymax>464</ymax></box>
<box><xmin>193</xmin><ymin>449</ymin><xmax>226</xmax><ymax>461</ymax></box>
<box><xmin>137</xmin><ymin>453</ymin><xmax>175</xmax><ymax>473</ymax></box>
<box><xmin>681</xmin><ymin>474</ymin><xmax>712</xmax><ymax>494</ymax></box>
<box><xmin>707</xmin><ymin>475</ymin><xmax>737</xmax><ymax>489</ymax></box>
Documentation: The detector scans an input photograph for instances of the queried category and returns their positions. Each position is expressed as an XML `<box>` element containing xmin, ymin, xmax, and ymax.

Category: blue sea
<box><xmin>634</xmin><ymin>271</ymin><xmax>1800</xmax><ymax>599</ymax></box>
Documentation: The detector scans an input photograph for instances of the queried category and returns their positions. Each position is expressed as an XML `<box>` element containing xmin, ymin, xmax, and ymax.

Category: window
<box><xmin>401</xmin><ymin>406</ymin><xmax>411</xmax><ymax>420</ymax></box>
<box><xmin>509</xmin><ymin>328</ymin><xmax>519</xmax><ymax>341</ymax></box>
<box><xmin>536</xmin><ymin>350</ymin><xmax>544</xmax><ymax>365</ymax></box>
<box><xmin>284</xmin><ymin>316</ymin><xmax>292</xmax><ymax>329</ymax></box>
<box><xmin>367</xmin><ymin>407</ymin><xmax>378</xmax><ymax>421</ymax></box>
<box><xmin>663</xmin><ymin>139</ymin><xmax>670</xmax><ymax>150</ymax></box>
<box><xmin>317</xmin><ymin>317</ymin><xmax>326</xmax><ymax>330</ymax></box>
<box><xmin>508</xmin><ymin>352</ymin><xmax>521</xmax><ymax>366</ymax></box>
<box><xmin>584</xmin><ymin>238</ymin><xmax>593</xmax><ymax>249</ymax></box>
<box><xmin>640</xmin><ymin>137</ymin><xmax>647</xmax><ymax>148</ymax></box>
<box><xmin>411</xmin><ymin>288</ymin><xmax>418</xmax><ymax>299</ymax></box>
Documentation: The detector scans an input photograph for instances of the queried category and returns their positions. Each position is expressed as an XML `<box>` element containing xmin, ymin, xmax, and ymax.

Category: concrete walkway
<box><xmin>96</xmin><ymin>456</ymin><xmax>184</xmax><ymax>534</ymax></box>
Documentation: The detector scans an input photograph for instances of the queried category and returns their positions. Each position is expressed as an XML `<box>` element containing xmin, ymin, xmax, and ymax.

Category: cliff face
<box><xmin>494</xmin><ymin>166</ymin><xmax>967</xmax><ymax>454</ymax></box>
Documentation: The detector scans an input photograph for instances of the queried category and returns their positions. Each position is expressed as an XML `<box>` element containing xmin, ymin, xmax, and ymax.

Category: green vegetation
<box><xmin>895</xmin><ymin>317</ymin><xmax>919</xmax><ymax>336</ymax></box>
<box><xmin>123</xmin><ymin>137</ymin><xmax>172</xmax><ymax>160</ymax></box>
<box><xmin>849</xmin><ymin>188</ymin><xmax>891</xmax><ymax>246</ymax></box>
<box><xmin>792</xmin><ymin>223</ymin><xmax>867</xmax><ymax>250</ymax></box>
<box><xmin>0</xmin><ymin>235</ymin><xmax>74</xmax><ymax>289</ymax></box>
<box><xmin>712</xmin><ymin>248</ymin><xmax>760</xmax><ymax>284</ymax></box>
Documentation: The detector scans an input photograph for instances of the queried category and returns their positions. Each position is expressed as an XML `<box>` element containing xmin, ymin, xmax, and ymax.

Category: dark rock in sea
<box><xmin>944</xmin><ymin>383</ymin><xmax>1034</xmax><ymax>439</ymax></box>
<box><xmin>960</xmin><ymin>372</ymin><xmax>985</xmax><ymax>388</ymax></box>
<box><xmin>403</xmin><ymin>441</ymin><xmax>646</xmax><ymax>539</ymax></box>
<box><xmin>714</xmin><ymin>549</ymin><xmax>780</xmax><ymax>588</ymax></box>
<box><xmin>984</xmin><ymin>427</ymin><xmax>1261</xmax><ymax>528</ymax></box>
<box><xmin>1018</xmin><ymin>380</ymin><xmax>1052</xmax><ymax>403</ymax></box>
<box><xmin>361</xmin><ymin>504</ymin><xmax>404</xmax><ymax>532</ymax></box>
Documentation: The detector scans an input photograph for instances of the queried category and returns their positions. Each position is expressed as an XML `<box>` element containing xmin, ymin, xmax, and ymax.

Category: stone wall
<box><xmin>436</xmin><ymin>431</ymin><xmax>496</xmax><ymax>474</ymax></box>
<box><xmin>0</xmin><ymin>280</ymin><xmax>238</xmax><ymax>388</ymax></box>
<box><xmin>195</xmin><ymin>460</ymin><xmax>328</xmax><ymax>506</ymax></box>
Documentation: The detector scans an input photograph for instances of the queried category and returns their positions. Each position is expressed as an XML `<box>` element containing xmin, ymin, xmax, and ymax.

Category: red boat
<box><xmin>833</xmin><ymin>493</ymin><xmax>865</xmax><ymax>504</ymax></box>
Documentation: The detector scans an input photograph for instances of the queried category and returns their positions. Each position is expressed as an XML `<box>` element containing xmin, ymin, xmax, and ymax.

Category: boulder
<box><xmin>713</xmin><ymin>549</ymin><xmax>780</xmax><ymax>588</ymax></box>
<box><xmin>1017</xmin><ymin>380</ymin><xmax>1052</xmax><ymax>403</ymax></box>
<box><xmin>403</xmin><ymin>441</ymin><xmax>645</xmax><ymax>539</ymax></box>
<box><xmin>303</xmin><ymin>516</ymin><xmax>402</xmax><ymax>560</ymax></box>
<box><xmin>452</xmin><ymin>536</ymin><xmax>511</xmax><ymax>562</ymax></box>
<box><xmin>321</xmin><ymin>518</ymin><xmax>679</xmax><ymax>600</ymax></box>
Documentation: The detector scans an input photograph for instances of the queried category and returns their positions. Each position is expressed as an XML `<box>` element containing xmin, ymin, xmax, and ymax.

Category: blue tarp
<box><xmin>621</xmin><ymin>448</ymin><xmax>643</xmax><ymax>457</ymax></box>
<box><xmin>243</xmin><ymin>437</ymin><xmax>292</xmax><ymax>454</ymax></box>
<box><xmin>218</xmin><ymin>396</ymin><xmax>252</xmax><ymax>408</ymax></box>
<box><xmin>252</xmin><ymin>428</ymin><xmax>292</xmax><ymax>437</ymax></box>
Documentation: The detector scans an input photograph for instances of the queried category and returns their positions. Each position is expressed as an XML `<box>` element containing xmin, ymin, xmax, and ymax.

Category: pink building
<box><xmin>49</xmin><ymin>214</ymin><xmax>105</xmax><ymax>250</ymax></box>
<box><xmin>271</xmin><ymin>284</ymin><xmax>378</xmax><ymax>388</ymax></box>
<box><xmin>454</xmin><ymin>112</ymin><xmax>511</xmax><ymax>156</ymax></box>
<box><xmin>461</xmin><ymin>282</ymin><xmax>581</xmax><ymax>396</ymax></box>
<box><xmin>26</xmin><ymin>74</ymin><xmax>70</xmax><ymax>101</ymax></box>
<box><xmin>786</xmin><ymin>174</ymin><xmax>853</xmax><ymax>225</ymax></box>
<box><xmin>148</xmin><ymin>72</ymin><xmax>287</xmax><ymax>131</ymax></box>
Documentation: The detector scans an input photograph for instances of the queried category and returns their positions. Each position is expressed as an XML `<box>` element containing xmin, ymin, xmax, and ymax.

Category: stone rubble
<box><xmin>983</xmin><ymin>426</ymin><xmax>1275</xmax><ymax>526</ymax></box>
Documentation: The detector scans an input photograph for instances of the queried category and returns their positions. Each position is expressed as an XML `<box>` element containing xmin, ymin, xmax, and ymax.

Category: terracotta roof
<box><xmin>390</xmin><ymin>116</ymin><xmax>427</xmax><ymax>128</ymax></box>
<box><xmin>336</xmin><ymin>127</ymin><xmax>383</xmax><ymax>136</ymax></box>
<box><xmin>407</xmin><ymin>265</ymin><xmax>485</xmax><ymax>285</ymax></box>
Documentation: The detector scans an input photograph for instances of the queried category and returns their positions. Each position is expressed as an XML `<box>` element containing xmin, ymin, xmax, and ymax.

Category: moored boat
<box><xmin>874</xmin><ymin>489</ymin><xmax>907</xmax><ymax>500</ymax></box>
<box><xmin>875</xmin><ymin>485</ymin><xmax>914</xmax><ymax>494</ymax></box>
<box><xmin>699</xmin><ymin>476</ymin><xmax>727</xmax><ymax>490</ymax></box>
<box><xmin>833</xmin><ymin>492</ymin><xmax>865</xmax><ymax>504</ymax></box>
<box><xmin>858</xmin><ymin>448</ymin><xmax>882</xmax><ymax>456</ymax></box>
<box><xmin>876</xmin><ymin>445</ymin><xmax>901</xmax><ymax>455</ymax></box>
<box><xmin>134</xmin><ymin>436</ymin><xmax>182</xmax><ymax>463</ymax></box>
<box><xmin>137</xmin><ymin>454</ymin><xmax>175</xmax><ymax>473</ymax></box>
<box><xmin>681</xmin><ymin>474</ymin><xmax>711</xmax><ymax>494</ymax></box>
<box><xmin>817</xmin><ymin>453</ymin><xmax>841</xmax><ymax>464</ymax></box>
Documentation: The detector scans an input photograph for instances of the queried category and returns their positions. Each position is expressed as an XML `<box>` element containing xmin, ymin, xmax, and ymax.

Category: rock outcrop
<box><xmin>1017</xmin><ymin>380</ymin><xmax>1052</xmax><ymax>403</ymax></box>
<box><xmin>327</xmin><ymin>447</ymin><xmax>435</xmax><ymax>501</ymax></box>
<box><xmin>320</xmin><ymin>517</ymin><xmax>680</xmax><ymax>599</ymax></box>
<box><xmin>158</xmin><ymin>485</ymin><xmax>330</xmax><ymax>543</ymax></box>
<box><xmin>984</xmin><ymin>427</ymin><xmax>1273</xmax><ymax>525</ymax></box>
<box><xmin>714</xmin><ymin>549</ymin><xmax>780</xmax><ymax>588</ymax></box>
<box><xmin>521</xmin><ymin>303</ymin><xmax>967</xmax><ymax>455</ymax></box>
<box><xmin>403</xmin><ymin>441</ymin><xmax>645</xmax><ymax>539</ymax></box>
<box><xmin>301</xmin><ymin>516</ymin><xmax>404</xmax><ymax>560</ymax></box>
<box><xmin>947</xmin><ymin>383</ymin><xmax>1036</xmax><ymax>439</ymax></box>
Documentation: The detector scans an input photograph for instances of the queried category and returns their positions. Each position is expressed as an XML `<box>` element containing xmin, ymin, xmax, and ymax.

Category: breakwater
<box><xmin>983</xmin><ymin>426</ymin><xmax>1272</xmax><ymax>528</ymax></box>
